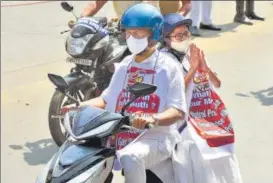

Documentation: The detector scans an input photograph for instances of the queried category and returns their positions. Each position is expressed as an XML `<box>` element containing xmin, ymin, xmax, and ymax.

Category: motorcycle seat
<box><xmin>64</xmin><ymin>72</ymin><xmax>89</xmax><ymax>89</ymax></box>
<box><xmin>92</xmin><ymin>17</ymin><xmax>108</xmax><ymax>27</ymax></box>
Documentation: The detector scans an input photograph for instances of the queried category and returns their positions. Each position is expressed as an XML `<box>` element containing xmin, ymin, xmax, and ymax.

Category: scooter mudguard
<box><xmin>39</xmin><ymin>141</ymin><xmax>115</xmax><ymax>183</ymax></box>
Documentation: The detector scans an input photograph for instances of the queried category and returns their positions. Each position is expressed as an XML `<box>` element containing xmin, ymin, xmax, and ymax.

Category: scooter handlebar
<box><xmin>128</xmin><ymin>115</ymin><xmax>154</xmax><ymax>129</ymax></box>
<box><xmin>145</xmin><ymin>123</ymin><xmax>154</xmax><ymax>129</ymax></box>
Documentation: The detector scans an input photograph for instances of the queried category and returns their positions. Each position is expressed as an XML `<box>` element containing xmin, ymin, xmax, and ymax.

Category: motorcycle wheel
<box><xmin>48</xmin><ymin>88</ymin><xmax>95</xmax><ymax>146</ymax></box>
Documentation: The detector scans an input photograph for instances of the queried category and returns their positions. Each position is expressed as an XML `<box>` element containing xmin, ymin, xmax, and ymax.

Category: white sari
<box><xmin>161</xmin><ymin>48</ymin><xmax>243</xmax><ymax>183</ymax></box>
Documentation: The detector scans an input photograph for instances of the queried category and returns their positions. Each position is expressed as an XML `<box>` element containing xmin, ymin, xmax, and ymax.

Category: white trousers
<box><xmin>189</xmin><ymin>0</ymin><xmax>213</xmax><ymax>27</ymax></box>
<box><xmin>117</xmin><ymin>130</ymin><xmax>177</xmax><ymax>183</ymax></box>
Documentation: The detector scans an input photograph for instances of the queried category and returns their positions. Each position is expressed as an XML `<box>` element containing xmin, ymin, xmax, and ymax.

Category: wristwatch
<box><xmin>152</xmin><ymin>114</ymin><xmax>160</xmax><ymax>127</ymax></box>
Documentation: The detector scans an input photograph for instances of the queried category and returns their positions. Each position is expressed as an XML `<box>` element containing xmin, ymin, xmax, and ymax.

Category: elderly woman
<box><xmin>161</xmin><ymin>13</ymin><xmax>242</xmax><ymax>183</ymax></box>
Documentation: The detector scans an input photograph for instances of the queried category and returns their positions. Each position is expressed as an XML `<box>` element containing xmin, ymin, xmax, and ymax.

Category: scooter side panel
<box><xmin>59</xmin><ymin>144</ymin><xmax>105</xmax><ymax>166</ymax></box>
<box><xmin>50</xmin><ymin>156</ymin><xmax>114</xmax><ymax>183</ymax></box>
<box><xmin>48</xmin><ymin>141</ymin><xmax>115</xmax><ymax>183</ymax></box>
<box><xmin>67</xmin><ymin>156</ymin><xmax>114</xmax><ymax>183</ymax></box>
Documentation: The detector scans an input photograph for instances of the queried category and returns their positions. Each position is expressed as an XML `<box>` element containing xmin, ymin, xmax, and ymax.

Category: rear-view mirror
<box><xmin>128</xmin><ymin>82</ymin><xmax>157</xmax><ymax>98</ymax></box>
<box><xmin>120</xmin><ymin>82</ymin><xmax>157</xmax><ymax>116</ymax></box>
<box><xmin>61</xmin><ymin>2</ymin><xmax>74</xmax><ymax>12</ymax></box>
<box><xmin>48</xmin><ymin>73</ymin><xmax>69</xmax><ymax>91</ymax></box>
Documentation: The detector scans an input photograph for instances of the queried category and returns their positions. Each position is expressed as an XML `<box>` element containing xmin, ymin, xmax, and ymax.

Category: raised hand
<box><xmin>199</xmin><ymin>50</ymin><xmax>210</xmax><ymax>72</ymax></box>
<box><xmin>189</xmin><ymin>44</ymin><xmax>201</xmax><ymax>71</ymax></box>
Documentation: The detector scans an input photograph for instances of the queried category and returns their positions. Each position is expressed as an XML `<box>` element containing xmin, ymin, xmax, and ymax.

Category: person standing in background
<box><xmin>189</xmin><ymin>1</ymin><xmax>221</xmax><ymax>37</ymax></box>
<box><xmin>112</xmin><ymin>0</ymin><xmax>192</xmax><ymax>17</ymax></box>
<box><xmin>81</xmin><ymin>1</ymin><xmax>192</xmax><ymax>19</ymax></box>
<box><xmin>234</xmin><ymin>0</ymin><xmax>265</xmax><ymax>25</ymax></box>
<box><xmin>81</xmin><ymin>1</ymin><xmax>142</xmax><ymax>19</ymax></box>
<box><xmin>158</xmin><ymin>0</ymin><xmax>191</xmax><ymax>16</ymax></box>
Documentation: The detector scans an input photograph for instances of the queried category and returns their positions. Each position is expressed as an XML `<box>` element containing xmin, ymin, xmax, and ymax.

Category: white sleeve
<box><xmin>100</xmin><ymin>64</ymin><xmax>124</xmax><ymax>104</ymax></box>
<box><xmin>166</xmin><ymin>61</ymin><xmax>187</xmax><ymax>114</ymax></box>
<box><xmin>182</xmin><ymin>57</ymin><xmax>190</xmax><ymax>77</ymax></box>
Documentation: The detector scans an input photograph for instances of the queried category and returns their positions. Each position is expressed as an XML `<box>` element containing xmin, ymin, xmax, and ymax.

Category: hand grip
<box><xmin>68</xmin><ymin>20</ymin><xmax>76</xmax><ymax>29</ymax></box>
<box><xmin>145</xmin><ymin>123</ymin><xmax>154</xmax><ymax>129</ymax></box>
<box><xmin>128</xmin><ymin>115</ymin><xmax>154</xmax><ymax>129</ymax></box>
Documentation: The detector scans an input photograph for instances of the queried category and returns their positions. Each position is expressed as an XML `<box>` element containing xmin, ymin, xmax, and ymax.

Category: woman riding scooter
<box><xmin>161</xmin><ymin>13</ymin><xmax>242</xmax><ymax>183</ymax></box>
<box><xmin>75</xmin><ymin>3</ymin><xmax>187</xmax><ymax>183</ymax></box>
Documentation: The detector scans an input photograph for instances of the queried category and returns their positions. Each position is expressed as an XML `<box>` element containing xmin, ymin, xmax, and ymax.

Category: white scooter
<box><xmin>36</xmin><ymin>74</ymin><xmax>177</xmax><ymax>183</ymax></box>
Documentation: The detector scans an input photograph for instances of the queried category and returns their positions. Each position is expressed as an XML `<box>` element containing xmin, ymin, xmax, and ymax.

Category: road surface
<box><xmin>1</xmin><ymin>1</ymin><xmax>273</xmax><ymax>183</ymax></box>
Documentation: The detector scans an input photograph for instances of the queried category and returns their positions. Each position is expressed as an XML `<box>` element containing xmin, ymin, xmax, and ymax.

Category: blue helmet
<box><xmin>120</xmin><ymin>3</ymin><xmax>164</xmax><ymax>41</ymax></box>
<box><xmin>163</xmin><ymin>13</ymin><xmax>192</xmax><ymax>37</ymax></box>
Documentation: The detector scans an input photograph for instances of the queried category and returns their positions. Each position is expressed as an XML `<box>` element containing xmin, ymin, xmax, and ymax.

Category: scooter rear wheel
<box><xmin>146</xmin><ymin>170</ymin><xmax>163</xmax><ymax>183</ymax></box>
<box><xmin>121</xmin><ymin>169</ymin><xmax>163</xmax><ymax>183</ymax></box>
<box><xmin>104</xmin><ymin>172</ymin><xmax>113</xmax><ymax>183</ymax></box>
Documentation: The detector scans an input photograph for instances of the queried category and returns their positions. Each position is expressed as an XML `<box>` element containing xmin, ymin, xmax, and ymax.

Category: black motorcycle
<box><xmin>48</xmin><ymin>2</ymin><xmax>130</xmax><ymax>146</ymax></box>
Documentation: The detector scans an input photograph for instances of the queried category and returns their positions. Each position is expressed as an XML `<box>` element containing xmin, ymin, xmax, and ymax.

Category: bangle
<box><xmin>152</xmin><ymin>115</ymin><xmax>160</xmax><ymax>127</ymax></box>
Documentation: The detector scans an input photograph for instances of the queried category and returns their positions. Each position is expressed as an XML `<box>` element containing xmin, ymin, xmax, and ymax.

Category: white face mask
<box><xmin>126</xmin><ymin>35</ymin><xmax>148</xmax><ymax>55</ymax></box>
<box><xmin>170</xmin><ymin>39</ymin><xmax>191</xmax><ymax>53</ymax></box>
